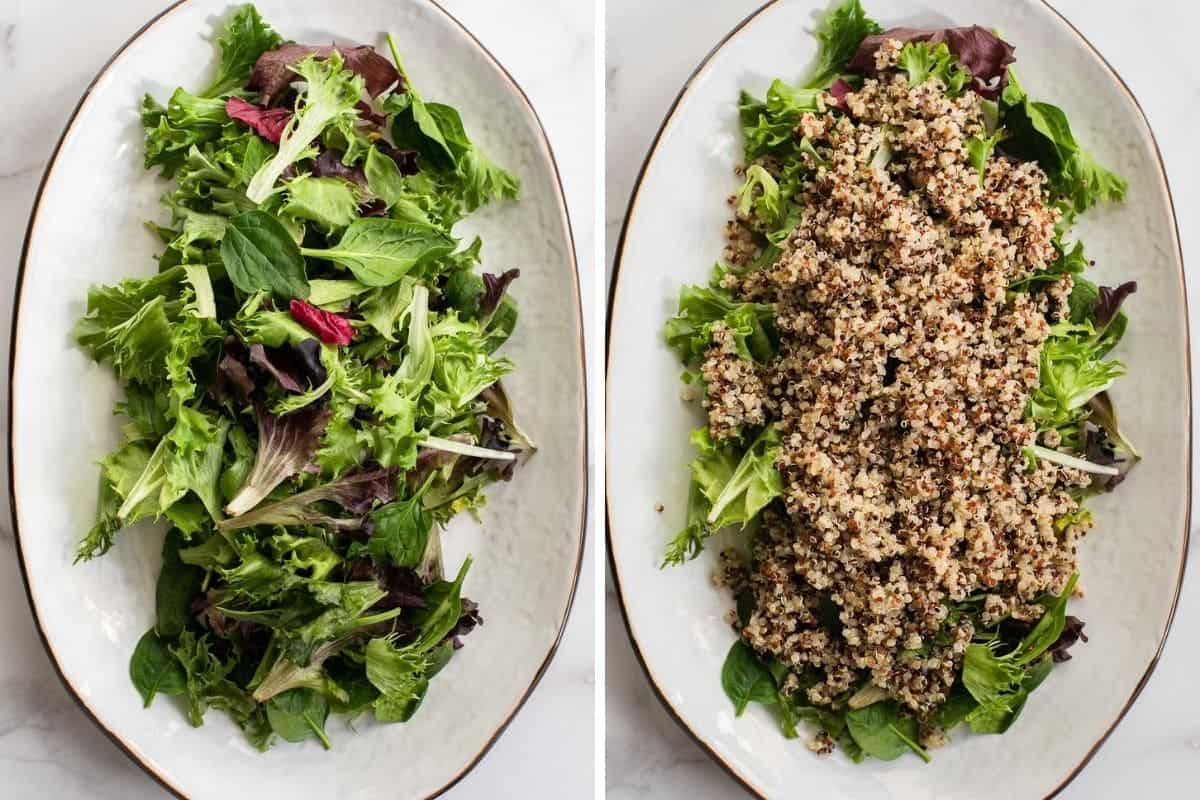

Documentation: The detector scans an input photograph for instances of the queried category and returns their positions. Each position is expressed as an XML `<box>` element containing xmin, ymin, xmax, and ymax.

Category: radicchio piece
<box><xmin>1084</xmin><ymin>427</ymin><xmax>1118</xmax><ymax>466</ymax></box>
<box><xmin>829</xmin><ymin>78</ymin><xmax>853</xmax><ymax>111</ymax></box>
<box><xmin>479</xmin><ymin>268</ymin><xmax>520</xmax><ymax>318</ymax></box>
<box><xmin>290</xmin><ymin>299</ymin><xmax>355</xmax><ymax>346</ymax></box>
<box><xmin>1049</xmin><ymin>616</ymin><xmax>1088</xmax><ymax>663</ymax></box>
<box><xmin>1093</xmin><ymin>281</ymin><xmax>1138</xmax><ymax>327</ymax></box>
<box><xmin>312</xmin><ymin>148</ymin><xmax>369</xmax><ymax>190</ymax></box>
<box><xmin>848</xmin><ymin>26</ymin><xmax>1016</xmax><ymax>99</ymax></box>
<box><xmin>250</xmin><ymin>43</ymin><xmax>402</xmax><ymax>105</ymax></box>
<box><xmin>224</xmin><ymin>96</ymin><xmax>291</xmax><ymax>144</ymax></box>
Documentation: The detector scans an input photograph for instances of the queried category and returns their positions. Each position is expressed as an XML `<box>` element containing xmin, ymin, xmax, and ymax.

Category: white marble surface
<box><xmin>605</xmin><ymin>1</ymin><xmax>1200</xmax><ymax>797</ymax></box>
<box><xmin>0</xmin><ymin>1</ymin><xmax>595</xmax><ymax>798</ymax></box>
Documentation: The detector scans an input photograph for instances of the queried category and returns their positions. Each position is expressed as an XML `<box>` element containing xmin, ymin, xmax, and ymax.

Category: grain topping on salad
<box><xmin>719</xmin><ymin>66</ymin><xmax>1091</xmax><ymax>718</ymax></box>
<box><xmin>664</xmin><ymin>0</ymin><xmax>1136</xmax><ymax>763</ymax></box>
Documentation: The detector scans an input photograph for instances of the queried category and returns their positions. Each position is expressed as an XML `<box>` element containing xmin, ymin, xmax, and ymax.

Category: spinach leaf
<box><xmin>265</xmin><ymin>688</ymin><xmax>332</xmax><ymax>749</ymax></box>
<box><xmin>326</xmin><ymin>660</ymin><xmax>380</xmax><ymax>718</ymax></box>
<box><xmin>389</xmin><ymin>96</ymin><xmax>455</xmax><ymax>170</ymax></box>
<box><xmin>129</xmin><ymin>629</ymin><xmax>187</xmax><ymax>708</ymax></box>
<box><xmin>411</xmin><ymin>557</ymin><xmax>472</xmax><ymax>652</ymax></box>
<box><xmin>845</xmin><ymin>701</ymin><xmax>930</xmax><ymax>762</ymax></box>
<box><xmin>933</xmin><ymin>682</ymin><xmax>978</xmax><ymax>730</ymax></box>
<box><xmin>301</xmin><ymin>219</ymin><xmax>456</xmax><ymax>287</ymax></box>
<box><xmin>364</xmin><ymin>145</ymin><xmax>406</xmax><ymax>208</ymax></box>
<box><xmin>355</xmin><ymin>493</ymin><xmax>431</xmax><ymax>568</ymax></box>
<box><xmin>155</xmin><ymin>528</ymin><xmax>205</xmax><ymax>638</ymax></box>
<box><xmin>1014</xmin><ymin>573</ymin><xmax>1078</xmax><ymax>664</ymax></box>
<box><xmin>720</xmin><ymin>640</ymin><xmax>777</xmax><ymax>716</ymax></box>
<box><xmin>220</xmin><ymin>210</ymin><xmax>309</xmax><ymax>299</ymax></box>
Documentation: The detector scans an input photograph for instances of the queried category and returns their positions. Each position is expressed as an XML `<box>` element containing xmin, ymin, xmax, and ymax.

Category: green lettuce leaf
<box><xmin>201</xmin><ymin>4</ymin><xmax>284</xmax><ymax>98</ymax></box>
<box><xmin>802</xmin><ymin>0</ymin><xmax>882</xmax><ymax>89</ymax></box>
<box><xmin>282</xmin><ymin>175</ymin><xmax>361</xmax><ymax>230</ymax></box>
<box><xmin>664</xmin><ymin>283</ymin><xmax>775</xmax><ymax>365</ymax></box>
<box><xmin>897</xmin><ymin>41</ymin><xmax>968</xmax><ymax>95</ymax></box>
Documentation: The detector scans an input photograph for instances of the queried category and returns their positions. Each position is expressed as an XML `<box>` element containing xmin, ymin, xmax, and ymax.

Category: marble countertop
<box><xmin>0</xmin><ymin>1</ymin><xmax>595</xmax><ymax>798</ymax></box>
<box><xmin>605</xmin><ymin>1</ymin><xmax>1200</xmax><ymax>797</ymax></box>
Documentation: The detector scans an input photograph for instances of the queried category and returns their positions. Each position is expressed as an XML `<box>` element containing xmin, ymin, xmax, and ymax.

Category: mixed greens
<box><xmin>75</xmin><ymin>5</ymin><xmax>531</xmax><ymax>750</ymax></box>
<box><xmin>663</xmin><ymin>0</ymin><xmax>1137</xmax><ymax>762</ymax></box>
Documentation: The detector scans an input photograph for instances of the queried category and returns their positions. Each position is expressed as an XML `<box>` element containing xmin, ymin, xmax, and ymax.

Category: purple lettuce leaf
<box><xmin>215</xmin><ymin>336</ymin><xmax>328</xmax><ymax>404</ymax></box>
<box><xmin>848</xmin><ymin>26</ymin><xmax>1016</xmax><ymax>98</ymax></box>
<box><xmin>224</xmin><ymin>403</ymin><xmax>332</xmax><ymax>516</ymax></box>
<box><xmin>375</xmin><ymin>142</ymin><xmax>420</xmax><ymax>176</ymax></box>
<box><xmin>479</xmin><ymin>380</ymin><xmax>537</xmax><ymax>452</ymax></box>
<box><xmin>216</xmin><ymin>338</ymin><xmax>256</xmax><ymax>402</ymax></box>
<box><xmin>1093</xmin><ymin>281</ymin><xmax>1137</xmax><ymax>328</ymax></box>
<box><xmin>479</xmin><ymin>269</ymin><xmax>520</xmax><ymax>319</ymax></box>
<box><xmin>219</xmin><ymin>466</ymin><xmax>396</xmax><ymax>531</ymax></box>
<box><xmin>312</xmin><ymin>149</ymin><xmax>369</xmax><ymax>190</ymax></box>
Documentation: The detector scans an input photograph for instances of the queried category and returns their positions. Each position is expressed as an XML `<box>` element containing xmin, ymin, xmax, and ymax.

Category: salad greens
<box><xmin>75</xmin><ymin>5</ymin><xmax>529</xmax><ymax>751</ymax></box>
<box><xmin>663</xmin><ymin>0</ymin><xmax>1136</xmax><ymax>762</ymax></box>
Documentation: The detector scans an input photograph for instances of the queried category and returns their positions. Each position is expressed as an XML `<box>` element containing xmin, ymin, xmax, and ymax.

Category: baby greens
<box><xmin>78</xmin><ymin>4</ymin><xmax>530</xmax><ymax>751</ymax></box>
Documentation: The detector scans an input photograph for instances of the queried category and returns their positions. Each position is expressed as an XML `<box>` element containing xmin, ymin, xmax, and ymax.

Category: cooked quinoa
<box><xmin>709</xmin><ymin>61</ymin><xmax>1095</xmax><ymax>721</ymax></box>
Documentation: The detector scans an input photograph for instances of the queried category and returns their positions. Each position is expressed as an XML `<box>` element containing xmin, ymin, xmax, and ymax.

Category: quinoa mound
<box><xmin>709</xmin><ymin>65</ymin><xmax>1093</xmax><ymax>721</ymax></box>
